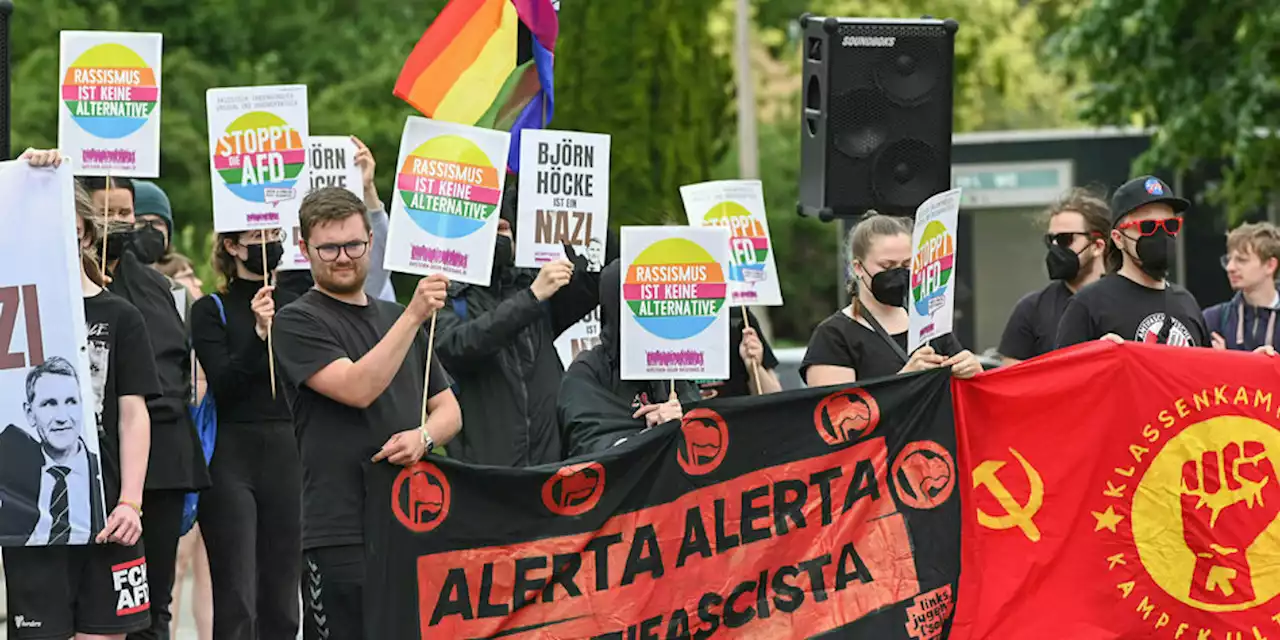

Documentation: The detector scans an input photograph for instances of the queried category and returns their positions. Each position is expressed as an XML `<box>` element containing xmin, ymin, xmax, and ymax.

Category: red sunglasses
<box><xmin>1116</xmin><ymin>217</ymin><xmax>1183</xmax><ymax>236</ymax></box>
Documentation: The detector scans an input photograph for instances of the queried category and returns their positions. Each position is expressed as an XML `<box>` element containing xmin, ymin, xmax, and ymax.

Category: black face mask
<box><xmin>131</xmin><ymin>226</ymin><xmax>167</xmax><ymax>264</ymax></box>
<box><xmin>105</xmin><ymin>229</ymin><xmax>133</xmax><ymax>262</ymax></box>
<box><xmin>1046</xmin><ymin>245</ymin><xmax>1082</xmax><ymax>281</ymax></box>
<box><xmin>867</xmin><ymin>267</ymin><xmax>909</xmax><ymax>307</ymax></box>
<box><xmin>494</xmin><ymin>235</ymin><xmax>514</xmax><ymax>270</ymax></box>
<box><xmin>1134</xmin><ymin>231</ymin><xmax>1174</xmax><ymax>280</ymax></box>
<box><xmin>242</xmin><ymin>241</ymin><xmax>284</xmax><ymax>275</ymax></box>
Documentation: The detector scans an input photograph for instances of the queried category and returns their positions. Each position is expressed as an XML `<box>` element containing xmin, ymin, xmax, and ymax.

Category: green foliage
<box><xmin>1052</xmin><ymin>0</ymin><xmax>1280</xmax><ymax>221</ymax></box>
<box><xmin>556</xmin><ymin>0</ymin><xmax>735</xmax><ymax>225</ymax></box>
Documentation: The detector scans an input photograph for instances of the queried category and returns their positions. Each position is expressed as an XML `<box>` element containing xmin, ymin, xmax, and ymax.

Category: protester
<box><xmin>436</xmin><ymin>181</ymin><xmax>600</xmax><ymax>466</ymax></box>
<box><xmin>1055</xmin><ymin>176</ymin><xmax>1213</xmax><ymax>348</ymax></box>
<box><xmin>697</xmin><ymin>308</ymin><xmax>782</xmax><ymax>399</ymax></box>
<box><xmin>999</xmin><ymin>188</ymin><xmax>1110</xmax><ymax>364</ymax></box>
<box><xmin>5</xmin><ymin>151</ymin><xmax>156</xmax><ymax>639</ymax></box>
<box><xmin>275</xmin><ymin>136</ymin><xmax>396</xmax><ymax>303</ymax></box>
<box><xmin>155</xmin><ymin>252</ymin><xmax>213</xmax><ymax>640</ymax></box>
<box><xmin>272</xmin><ymin>187</ymin><xmax>461</xmax><ymax>638</ymax></box>
<box><xmin>81</xmin><ymin>173</ymin><xmax>211</xmax><ymax>639</ymax></box>
<box><xmin>190</xmin><ymin>227</ymin><xmax>301</xmax><ymax>638</ymax></box>
<box><xmin>1203</xmin><ymin>222</ymin><xmax>1280</xmax><ymax>351</ymax></box>
<box><xmin>132</xmin><ymin>180</ymin><xmax>174</xmax><ymax>265</ymax></box>
<box><xmin>802</xmin><ymin>212</ymin><xmax>982</xmax><ymax>386</ymax></box>
<box><xmin>558</xmin><ymin>260</ymin><xmax>702</xmax><ymax>458</ymax></box>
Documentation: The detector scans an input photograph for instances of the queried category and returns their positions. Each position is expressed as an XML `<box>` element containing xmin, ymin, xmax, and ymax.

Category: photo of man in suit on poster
<box><xmin>0</xmin><ymin>356</ymin><xmax>105</xmax><ymax>545</ymax></box>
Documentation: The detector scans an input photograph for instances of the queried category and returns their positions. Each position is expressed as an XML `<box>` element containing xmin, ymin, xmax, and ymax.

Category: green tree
<box><xmin>1052</xmin><ymin>0</ymin><xmax>1280</xmax><ymax>220</ymax></box>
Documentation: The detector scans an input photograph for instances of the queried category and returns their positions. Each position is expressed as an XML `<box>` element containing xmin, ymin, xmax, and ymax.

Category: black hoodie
<box><xmin>557</xmin><ymin>260</ymin><xmax>702</xmax><ymax>459</ymax></box>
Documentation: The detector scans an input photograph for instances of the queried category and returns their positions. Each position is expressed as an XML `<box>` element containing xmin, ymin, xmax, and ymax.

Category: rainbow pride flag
<box><xmin>394</xmin><ymin>0</ymin><xmax>557</xmax><ymax>173</ymax></box>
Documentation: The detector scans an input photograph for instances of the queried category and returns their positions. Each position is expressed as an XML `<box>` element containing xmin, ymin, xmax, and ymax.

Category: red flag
<box><xmin>951</xmin><ymin>342</ymin><xmax>1280</xmax><ymax>640</ymax></box>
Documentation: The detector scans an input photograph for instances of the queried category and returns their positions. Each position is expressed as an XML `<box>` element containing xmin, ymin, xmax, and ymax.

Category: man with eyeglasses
<box><xmin>272</xmin><ymin>186</ymin><xmax>462</xmax><ymax>639</ymax></box>
<box><xmin>1204</xmin><ymin>222</ymin><xmax>1280</xmax><ymax>351</ymax></box>
<box><xmin>999</xmin><ymin>188</ymin><xmax>1110</xmax><ymax>365</ymax></box>
<box><xmin>1055</xmin><ymin>175</ymin><xmax>1211</xmax><ymax>348</ymax></box>
<box><xmin>78</xmin><ymin>175</ymin><xmax>211</xmax><ymax>640</ymax></box>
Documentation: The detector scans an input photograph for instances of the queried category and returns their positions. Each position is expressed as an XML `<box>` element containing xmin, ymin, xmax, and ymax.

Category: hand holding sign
<box><xmin>251</xmin><ymin>285</ymin><xmax>275</xmax><ymax>340</ymax></box>
<box><xmin>407</xmin><ymin>275</ymin><xmax>449</xmax><ymax>324</ymax></box>
<box><xmin>352</xmin><ymin>135</ymin><xmax>378</xmax><ymax>206</ymax></box>
<box><xmin>531</xmin><ymin>259</ymin><xmax>574</xmax><ymax>301</ymax></box>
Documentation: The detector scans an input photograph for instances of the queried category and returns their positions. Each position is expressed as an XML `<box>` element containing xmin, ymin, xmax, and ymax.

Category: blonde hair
<box><xmin>73</xmin><ymin>182</ymin><xmax>105</xmax><ymax>287</ymax></box>
<box><xmin>1226</xmin><ymin>222</ymin><xmax>1280</xmax><ymax>270</ymax></box>
<box><xmin>844</xmin><ymin>211</ymin><xmax>913</xmax><ymax>316</ymax></box>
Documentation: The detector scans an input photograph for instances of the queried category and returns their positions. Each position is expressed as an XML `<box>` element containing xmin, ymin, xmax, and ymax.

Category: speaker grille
<box><xmin>830</xmin><ymin>89</ymin><xmax>889</xmax><ymax>160</ymax></box>
<box><xmin>873</xmin><ymin>138</ymin><xmax>943</xmax><ymax>212</ymax></box>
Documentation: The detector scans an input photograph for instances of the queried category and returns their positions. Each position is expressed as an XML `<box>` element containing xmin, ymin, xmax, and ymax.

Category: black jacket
<box><xmin>558</xmin><ymin>260</ymin><xmax>702</xmax><ymax>459</ymax></box>
<box><xmin>436</xmin><ymin>257</ymin><xmax>599</xmax><ymax>467</ymax></box>
<box><xmin>107</xmin><ymin>251</ymin><xmax>210</xmax><ymax>491</ymax></box>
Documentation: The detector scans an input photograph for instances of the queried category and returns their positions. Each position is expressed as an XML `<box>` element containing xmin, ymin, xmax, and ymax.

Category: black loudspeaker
<box><xmin>798</xmin><ymin>16</ymin><xmax>958</xmax><ymax>220</ymax></box>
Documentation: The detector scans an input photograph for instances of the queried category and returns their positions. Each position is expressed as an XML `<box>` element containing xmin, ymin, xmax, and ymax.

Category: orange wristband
<box><xmin>118</xmin><ymin>500</ymin><xmax>142</xmax><ymax>516</ymax></box>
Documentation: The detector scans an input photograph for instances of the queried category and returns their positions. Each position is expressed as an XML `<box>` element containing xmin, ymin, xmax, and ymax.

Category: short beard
<box><xmin>315</xmin><ymin>265</ymin><xmax>367</xmax><ymax>295</ymax></box>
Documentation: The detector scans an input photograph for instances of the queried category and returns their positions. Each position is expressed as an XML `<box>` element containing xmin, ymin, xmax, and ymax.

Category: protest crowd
<box><xmin>3</xmin><ymin>5</ymin><xmax>1280</xmax><ymax>640</ymax></box>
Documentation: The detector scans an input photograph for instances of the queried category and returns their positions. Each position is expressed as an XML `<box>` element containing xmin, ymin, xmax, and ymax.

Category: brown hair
<box><xmin>73</xmin><ymin>182</ymin><xmax>106</xmax><ymax>287</ymax></box>
<box><xmin>211</xmin><ymin>232</ymin><xmax>241</xmax><ymax>293</ymax></box>
<box><xmin>1226</xmin><ymin>222</ymin><xmax>1280</xmax><ymax>271</ymax></box>
<box><xmin>298</xmin><ymin>187</ymin><xmax>368</xmax><ymax>243</ymax></box>
<box><xmin>844</xmin><ymin>210</ymin><xmax>913</xmax><ymax>317</ymax></box>
<box><xmin>1043</xmin><ymin>187</ymin><xmax>1111</xmax><ymax>237</ymax></box>
<box><xmin>155</xmin><ymin>252</ymin><xmax>194</xmax><ymax>279</ymax></box>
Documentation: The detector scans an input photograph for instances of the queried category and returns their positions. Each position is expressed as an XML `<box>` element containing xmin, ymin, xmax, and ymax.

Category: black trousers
<box><xmin>127</xmin><ymin>488</ymin><xmax>185</xmax><ymax>640</ymax></box>
<box><xmin>302</xmin><ymin>545</ymin><xmax>365</xmax><ymax>640</ymax></box>
<box><xmin>201</xmin><ymin>421</ymin><xmax>303</xmax><ymax>640</ymax></box>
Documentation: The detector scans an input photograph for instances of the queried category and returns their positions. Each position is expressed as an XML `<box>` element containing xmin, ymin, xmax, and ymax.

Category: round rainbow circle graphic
<box><xmin>62</xmin><ymin>44</ymin><xmax>158</xmax><ymax>139</ymax></box>
<box><xmin>213</xmin><ymin>111</ymin><xmax>305</xmax><ymax>203</ymax></box>
<box><xmin>624</xmin><ymin>238</ymin><xmax>727</xmax><ymax>340</ymax></box>
<box><xmin>397</xmin><ymin>136</ymin><xmax>501</xmax><ymax>239</ymax></box>
<box><xmin>910</xmin><ymin>220</ymin><xmax>954</xmax><ymax>316</ymax></box>
<box><xmin>705</xmin><ymin>202</ymin><xmax>769</xmax><ymax>282</ymax></box>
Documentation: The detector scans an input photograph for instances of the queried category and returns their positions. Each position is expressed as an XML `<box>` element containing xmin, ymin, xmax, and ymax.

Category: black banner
<box><xmin>365</xmin><ymin>369</ymin><xmax>959</xmax><ymax>639</ymax></box>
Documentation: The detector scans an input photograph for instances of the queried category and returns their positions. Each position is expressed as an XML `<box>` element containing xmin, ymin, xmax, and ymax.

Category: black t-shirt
<box><xmin>697</xmin><ymin>308</ymin><xmax>779</xmax><ymax>399</ymax></box>
<box><xmin>801</xmin><ymin>311</ymin><xmax>913</xmax><ymax>383</ymax></box>
<box><xmin>1055</xmin><ymin>275</ymin><xmax>1210</xmax><ymax>348</ymax></box>
<box><xmin>84</xmin><ymin>291</ymin><xmax>160</xmax><ymax>506</ymax></box>
<box><xmin>999</xmin><ymin>281</ymin><xmax>1075</xmax><ymax>360</ymax></box>
<box><xmin>273</xmin><ymin>290</ymin><xmax>451</xmax><ymax>550</ymax></box>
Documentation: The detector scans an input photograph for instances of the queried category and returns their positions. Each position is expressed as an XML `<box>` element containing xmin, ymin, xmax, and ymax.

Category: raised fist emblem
<box><xmin>1180</xmin><ymin>441</ymin><xmax>1280</xmax><ymax>605</ymax></box>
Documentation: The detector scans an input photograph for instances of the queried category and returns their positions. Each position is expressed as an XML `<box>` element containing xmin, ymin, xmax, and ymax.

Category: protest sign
<box><xmin>57</xmin><ymin>31</ymin><xmax>163</xmax><ymax>177</ymax></box>
<box><xmin>279</xmin><ymin>135</ymin><xmax>364</xmax><ymax>271</ymax></box>
<box><xmin>951</xmin><ymin>342</ymin><xmax>1280</xmax><ymax>640</ymax></box>
<box><xmin>0</xmin><ymin>162</ymin><xmax>107</xmax><ymax>546</ymax></box>
<box><xmin>553</xmin><ymin>306</ymin><xmax>601</xmax><ymax>366</ymax></box>
<box><xmin>206</xmin><ymin>85</ymin><xmax>309</xmax><ymax>233</ymax></box>
<box><xmin>620</xmin><ymin>227</ymin><xmax>730</xmax><ymax>380</ymax></box>
<box><xmin>515</xmin><ymin>130</ymin><xmax>610</xmax><ymax>270</ymax></box>
<box><xmin>365</xmin><ymin>369</ymin><xmax>960</xmax><ymax>638</ymax></box>
<box><xmin>681</xmin><ymin>179</ymin><xmax>783</xmax><ymax>307</ymax></box>
<box><xmin>384</xmin><ymin>116</ymin><xmax>511</xmax><ymax>285</ymax></box>
<box><xmin>908</xmin><ymin>188</ymin><xmax>962</xmax><ymax>353</ymax></box>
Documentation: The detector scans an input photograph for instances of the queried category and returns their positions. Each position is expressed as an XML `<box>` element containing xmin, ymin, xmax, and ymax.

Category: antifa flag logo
<box><xmin>891</xmin><ymin>441</ymin><xmax>956</xmax><ymax>511</ymax></box>
<box><xmin>541</xmin><ymin>462</ymin><xmax>606</xmax><ymax>516</ymax></box>
<box><xmin>813</xmin><ymin>388</ymin><xmax>881</xmax><ymax>447</ymax></box>
<box><xmin>677</xmin><ymin>408</ymin><xmax>729</xmax><ymax>476</ymax></box>
<box><xmin>391</xmin><ymin>462</ymin><xmax>451</xmax><ymax>533</ymax></box>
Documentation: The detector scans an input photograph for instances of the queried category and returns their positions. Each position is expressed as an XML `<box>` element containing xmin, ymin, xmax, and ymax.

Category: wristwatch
<box><xmin>419</xmin><ymin>427</ymin><xmax>435</xmax><ymax>453</ymax></box>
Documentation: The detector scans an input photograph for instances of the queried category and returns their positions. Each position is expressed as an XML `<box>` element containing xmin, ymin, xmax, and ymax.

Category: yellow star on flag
<box><xmin>1092</xmin><ymin>506</ymin><xmax>1124</xmax><ymax>533</ymax></box>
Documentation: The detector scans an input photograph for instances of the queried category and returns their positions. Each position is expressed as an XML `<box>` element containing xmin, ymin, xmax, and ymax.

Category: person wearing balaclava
<box><xmin>78</xmin><ymin>176</ymin><xmax>211</xmax><ymax>640</ymax></box>
<box><xmin>190</xmin><ymin>227</ymin><xmax>302</xmax><ymax>637</ymax></box>
<box><xmin>802</xmin><ymin>211</ymin><xmax>982</xmax><ymax>387</ymax></box>
<box><xmin>131</xmin><ymin>179</ymin><xmax>200</xmax><ymax>323</ymax></box>
<box><xmin>998</xmin><ymin>187</ymin><xmax>1110</xmax><ymax>364</ymax></box>
<box><xmin>435</xmin><ymin>174</ymin><xmax>602</xmax><ymax>466</ymax></box>
<box><xmin>558</xmin><ymin>260</ymin><xmax>706</xmax><ymax>458</ymax></box>
<box><xmin>1055</xmin><ymin>175</ymin><xmax>1213</xmax><ymax>348</ymax></box>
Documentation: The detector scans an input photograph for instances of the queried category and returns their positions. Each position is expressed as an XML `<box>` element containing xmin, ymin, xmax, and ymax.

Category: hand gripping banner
<box><xmin>365</xmin><ymin>369</ymin><xmax>960</xmax><ymax>639</ymax></box>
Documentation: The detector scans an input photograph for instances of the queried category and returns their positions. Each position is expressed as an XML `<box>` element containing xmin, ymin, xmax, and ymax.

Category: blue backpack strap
<box><xmin>210</xmin><ymin>293</ymin><xmax>227</xmax><ymax>325</ymax></box>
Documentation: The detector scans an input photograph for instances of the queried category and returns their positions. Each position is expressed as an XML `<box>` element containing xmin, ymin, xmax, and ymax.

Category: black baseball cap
<box><xmin>1109</xmin><ymin>176</ymin><xmax>1189</xmax><ymax>226</ymax></box>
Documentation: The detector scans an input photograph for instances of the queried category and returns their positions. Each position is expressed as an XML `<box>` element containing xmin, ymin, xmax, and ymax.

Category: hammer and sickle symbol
<box><xmin>973</xmin><ymin>447</ymin><xmax>1045</xmax><ymax>542</ymax></box>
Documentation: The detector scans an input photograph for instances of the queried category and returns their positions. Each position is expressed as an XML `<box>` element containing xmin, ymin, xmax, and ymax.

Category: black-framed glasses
<box><xmin>312</xmin><ymin>240</ymin><xmax>369</xmax><ymax>262</ymax></box>
<box><xmin>1043</xmin><ymin>232</ymin><xmax>1099</xmax><ymax>249</ymax></box>
<box><xmin>1116</xmin><ymin>217</ymin><xmax>1183</xmax><ymax>236</ymax></box>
